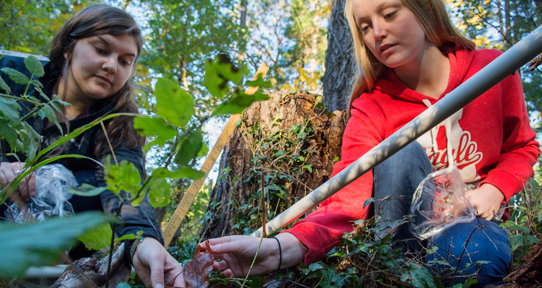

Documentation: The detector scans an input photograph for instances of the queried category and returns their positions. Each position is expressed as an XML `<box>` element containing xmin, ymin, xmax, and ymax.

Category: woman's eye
<box><xmin>384</xmin><ymin>11</ymin><xmax>396</xmax><ymax>19</ymax></box>
<box><xmin>95</xmin><ymin>47</ymin><xmax>107</xmax><ymax>54</ymax></box>
<box><xmin>360</xmin><ymin>25</ymin><xmax>370</xmax><ymax>32</ymax></box>
<box><xmin>121</xmin><ymin>59</ymin><xmax>132</xmax><ymax>66</ymax></box>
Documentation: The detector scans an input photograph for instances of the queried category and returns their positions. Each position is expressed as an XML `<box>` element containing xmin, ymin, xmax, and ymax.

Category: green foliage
<box><xmin>0</xmin><ymin>56</ymin><xmax>69</xmax><ymax>161</ymax></box>
<box><xmin>154</xmin><ymin>77</ymin><xmax>195</xmax><ymax>128</ymax></box>
<box><xmin>77</xmin><ymin>222</ymin><xmax>113</xmax><ymax>251</ymax></box>
<box><xmin>0</xmin><ymin>212</ymin><xmax>112</xmax><ymax>279</ymax></box>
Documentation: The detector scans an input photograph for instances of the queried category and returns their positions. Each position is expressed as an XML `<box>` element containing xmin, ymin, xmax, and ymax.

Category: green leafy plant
<box><xmin>0</xmin><ymin>54</ymin><xmax>270</xmax><ymax>283</ymax></box>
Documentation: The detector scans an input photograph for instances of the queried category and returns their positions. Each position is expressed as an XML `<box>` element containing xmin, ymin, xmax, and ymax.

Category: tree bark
<box><xmin>323</xmin><ymin>0</ymin><xmax>355</xmax><ymax>112</ymax></box>
<box><xmin>203</xmin><ymin>91</ymin><xmax>347</xmax><ymax>239</ymax></box>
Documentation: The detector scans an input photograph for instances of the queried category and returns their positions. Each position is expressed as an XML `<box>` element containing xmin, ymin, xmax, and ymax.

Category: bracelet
<box><xmin>271</xmin><ymin>236</ymin><xmax>282</xmax><ymax>272</ymax></box>
<box><xmin>130</xmin><ymin>236</ymin><xmax>145</xmax><ymax>261</ymax></box>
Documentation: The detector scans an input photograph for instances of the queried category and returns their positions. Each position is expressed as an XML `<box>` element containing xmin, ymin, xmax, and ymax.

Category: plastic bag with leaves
<box><xmin>5</xmin><ymin>164</ymin><xmax>77</xmax><ymax>223</ymax></box>
<box><xmin>409</xmin><ymin>166</ymin><xmax>476</xmax><ymax>240</ymax></box>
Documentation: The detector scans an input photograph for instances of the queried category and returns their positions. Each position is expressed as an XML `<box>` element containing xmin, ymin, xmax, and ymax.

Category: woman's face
<box><xmin>352</xmin><ymin>0</ymin><xmax>427</xmax><ymax>69</ymax></box>
<box><xmin>66</xmin><ymin>34</ymin><xmax>137</xmax><ymax>105</ymax></box>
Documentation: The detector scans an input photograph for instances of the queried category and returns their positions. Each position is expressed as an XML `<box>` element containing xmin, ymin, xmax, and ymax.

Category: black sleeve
<box><xmin>95</xmin><ymin>144</ymin><xmax>164</xmax><ymax>245</ymax></box>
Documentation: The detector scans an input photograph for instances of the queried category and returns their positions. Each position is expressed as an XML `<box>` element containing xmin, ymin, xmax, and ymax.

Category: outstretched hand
<box><xmin>207</xmin><ymin>233</ymin><xmax>307</xmax><ymax>278</ymax></box>
<box><xmin>465</xmin><ymin>183</ymin><xmax>505</xmax><ymax>221</ymax></box>
<box><xmin>132</xmin><ymin>237</ymin><xmax>185</xmax><ymax>288</ymax></box>
<box><xmin>206</xmin><ymin>235</ymin><xmax>279</xmax><ymax>278</ymax></box>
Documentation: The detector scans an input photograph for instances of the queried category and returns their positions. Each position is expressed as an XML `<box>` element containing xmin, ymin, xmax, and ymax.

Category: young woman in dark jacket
<box><xmin>0</xmin><ymin>5</ymin><xmax>185</xmax><ymax>288</ymax></box>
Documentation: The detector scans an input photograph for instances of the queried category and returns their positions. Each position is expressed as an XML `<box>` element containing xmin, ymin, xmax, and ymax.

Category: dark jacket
<box><xmin>0</xmin><ymin>56</ymin><xmax>163</xmax><ymax>253</ymax></box>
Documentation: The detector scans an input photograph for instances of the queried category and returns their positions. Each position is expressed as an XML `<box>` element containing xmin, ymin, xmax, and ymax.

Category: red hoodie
<box><xmin>285</xmin><ymin>47</ymin><xmax>540</xmax><ymax>264</ymax></box>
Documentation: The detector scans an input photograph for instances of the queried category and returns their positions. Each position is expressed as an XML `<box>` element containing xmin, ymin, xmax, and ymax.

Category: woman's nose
<box><xmin>373</xmin><ymin>21</ymin><xmax>387</xmax><ymax>41</ymax></box>
<box><xmin>102</xmin><ymin>58</ymin><xmax>117</xmax><ymax>74</ymax></box>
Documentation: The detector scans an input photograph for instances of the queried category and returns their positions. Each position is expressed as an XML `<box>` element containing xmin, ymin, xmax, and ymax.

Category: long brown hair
<box><xmin>344</xmin><ymin>0</ymin><xmax>475</xmax><ymax>110</ymax></box>
<box><xmin>49</xmin><ymin>4</ymin><xmax>145</xmax><ymax>158</ymax></box>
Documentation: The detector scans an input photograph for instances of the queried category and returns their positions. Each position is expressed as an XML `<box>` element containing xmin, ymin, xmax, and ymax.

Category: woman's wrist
<box><xmin>272</xmin><ymin>233</ymin><xmax>308</xmax><ymax>269</ymax></box>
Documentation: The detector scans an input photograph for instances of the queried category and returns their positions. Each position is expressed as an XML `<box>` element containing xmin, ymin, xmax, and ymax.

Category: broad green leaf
<box><xmin>152</xmin><ymin>167</ymin><xmax>205</xmax><ymax>180</ymax></box>
<box><xmin>197</xmin><ymin>142</ymin><xmax>209</xmax><ymax>157</ymax></box>
<box><xmin>0</xmin><ymin>97</ymin><xmax>22</xmax><ymax>124</ymax></box>
<box><xmin>115</xmin><ymin>234</ymin><xmax>137</xmax><ymax>243</ymax></box>
<box><xmin>148</xmin><ymin>178</ymin><xmax>171</xmax><ymax>207</ymax></box>
<box><xmin>134</xmin><ymin>116</ymin><xmax>177</xmax><ymax>151</ymax></box>
<box><xmin>154</xmin><ymin>78</ymin><xmax>194</xmax><ymax>128</ymax></box>
<box><xmin>68</xmin><ymin>184</ymin><xmax>108</xmax><ymax>197</ymax></box>
<box><xmin>212</xmin><ymin>91</ymin><xmax>269</xmax><ymax>116</ymax></box>
<box><xmin>0</xmin><ymin>122</ymin><xmax>19</xmax><ymax>150</ymax></box>
<box><xmin>0</xmin><ymin>75</ymin><xmax>11</xmax><ymax>94</ymax></box>
<box><xmin>77</xmin><ymin>222</ymin><xmax>113</xmax><ymax>251</ymax></box>
<box><xmin>0</xmin><ymin>212</ymin><xmax>112</xmax><ymax>279</ymax></box>
<box><xmin>175</xmin><ymin>129</ymin><xmax>203</xmax><ymax>166</ymax></box>
<box><xmin>104</xmin><ymin>158</ymin><xmax>142</xmax><ymax>197</ymax></box>
<box><xmin>203</xmin><ymin>54</ymin><xmax>246</xmax><ymax>99</ymax></box>
<box><xmin>1</xmin><ymin>67</ymin><xmax>30</xmax><ymax>85</ymax></box>
<box><xmin>116</xmin><ymin>282</ymin><xmax>132</xmax><ymax>288</ymax></box>
<box><xmin>244</xmin><ymin>75</ymin><xmax>272</xmax><ymax>88</ymax></box>
<box><xmin>24</xmin><ymin>56</ymin><xmax>44</xmax><ymax>78</ymax></box>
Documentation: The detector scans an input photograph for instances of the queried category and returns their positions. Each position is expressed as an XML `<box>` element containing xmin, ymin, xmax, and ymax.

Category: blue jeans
<box><xmin>373</xmin><ymin>142</ymin><xmax>511</xmax><ymax>287</ymax></box>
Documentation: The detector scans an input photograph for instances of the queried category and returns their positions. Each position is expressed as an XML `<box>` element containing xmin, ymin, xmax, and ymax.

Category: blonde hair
<box><xmin>344</xmin><ymin>0</ymin><xmax>475</xmax><ymax>109</ymax></box>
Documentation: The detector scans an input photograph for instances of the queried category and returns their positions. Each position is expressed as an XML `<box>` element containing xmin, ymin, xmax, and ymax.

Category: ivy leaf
<box><xmin>184</xmin><ymin>241</ymin><xmax>214</xmax><ymax>288</ymax></box>
<box><xmin>147</xmin><ymin>177</ymin><xmax>171</xmax><ymax>207</ymax></box>
<box><xmin>175</xmin><ymin>129</ymin><xmax>203</xmax><ymax>166</ymax></box>
<box><xmin>77</xmin><ymin>222</ymin><xmax>113</xmax><ymax>251</ymax></box>
<box><xmin>0</xmin><ymin>212</ymin><xmax>112</xmax><ymax>278</ymax></box>
<box><xmin>24</xmin><ymin>56</ymin><xmax>44</xmax><ymax>78</ymax></box>
<box><xmin>403</xmin><ymin>262</ymin><xmax>437</xmax><ymax>288</ymax></box>
<box><xmin>134</xmin><ymin>116</ymin><xmax>177</xmax><ymax>152</ymax></box>
<box><xmin>154</xmin><ymin>78</ymin><xmax>195</xmax><ymax>128</ymax></box>
<box><xmin>1</xmin><ymin>67</ymin><xmax>30</xmax><ymax>85</ymax></box>
<box><xmin>212</xmin><ymin>91</ymin><xmax>269</xmax><ymax>116</ymax></box>
<box><xmin>0</xmin><ymin>74</ymin><xmax>11</xmax><ymax>94</ymax></box>
<box><xmin>68</xmin><ymin>184</ymin><xmax>108</xmax><ymax>197</ymax></box>
<box><xmin>363</xmin><ymin>197</ymin><xmax>375</xmax><ymax>209</ymax></box>
<box><xmin>116</xmin><ymin>283</ymin><xmax>132</xmax><ymax>288</ymax></box>
<box><xmin>303</xmin><ymin>164</ymin><xmax>313</xmax><ymax>173</ymax></box>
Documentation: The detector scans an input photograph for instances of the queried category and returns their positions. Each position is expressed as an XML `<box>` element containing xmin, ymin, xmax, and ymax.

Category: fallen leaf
<box><xmin>185</xmin><ymin>241</ymin><xmax>214</xmax><ymax>288</ymax></box>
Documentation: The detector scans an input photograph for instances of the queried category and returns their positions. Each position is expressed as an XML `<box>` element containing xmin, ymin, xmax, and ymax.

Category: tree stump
<box><xmin>203</xmin><ymin>91</ymin><xmax>347</xmax><ymax>239</ymax></box>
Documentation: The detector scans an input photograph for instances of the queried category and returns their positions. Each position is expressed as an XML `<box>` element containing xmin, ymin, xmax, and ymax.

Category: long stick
<box><xmin>252</xmin><ymin>25</ymin><xmax>542</xmax><ymax>238</ymax></box>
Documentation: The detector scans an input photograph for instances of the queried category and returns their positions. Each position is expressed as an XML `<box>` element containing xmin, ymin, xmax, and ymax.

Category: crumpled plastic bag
<box><xmin>409</xmin><ymin>166</ymin><xmax>475</xmax><ymax>240</ymax></box>
<box><xmin>5</xmin><ymin>164</ymin><xmax>77</xmax><ymax>223</ymax></box>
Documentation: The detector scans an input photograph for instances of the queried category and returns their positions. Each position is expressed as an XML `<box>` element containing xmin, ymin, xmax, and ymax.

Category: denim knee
<box><xmin>373</xmin><ymin>141</ymin><xmax>433</xmax><ymax>250</ymax></box>
<box><xmin>426</xmin><ymin>218</ymin><xmax>511</xmax><ymax>287</ymax></box>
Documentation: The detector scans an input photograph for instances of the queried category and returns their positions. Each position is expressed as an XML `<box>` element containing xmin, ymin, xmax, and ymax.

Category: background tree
<box><xmin>323</xmin><ymin>0</ymin><xmax>355</xmax><ymax>112</ymax></box>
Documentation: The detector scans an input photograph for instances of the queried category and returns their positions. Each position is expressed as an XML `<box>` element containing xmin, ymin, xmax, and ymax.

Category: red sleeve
<box><xmin>283</xmin><ymin>98</ymin><xmax>384</xmax><ymax>264</ymax></box>
<box><xmin>479</xmin><ymin>72</ymin><xmax>540</xmax><ymax>201</ymax></box>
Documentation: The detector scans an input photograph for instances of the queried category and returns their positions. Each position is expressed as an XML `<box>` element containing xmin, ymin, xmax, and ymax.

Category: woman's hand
<box><xmin>465</xmin><ymin>183</ymin><xmax>505</xmax><ymax>221</ymax></box>
<box><xmin>0</xmin><ymin>162</ymin><xmax>36</xmax><ymax>202</ymax></box>
<box><xmin>132</xmin><ymin>237</ymin><xmax>185</xmax><ymax>288</ymax></box>
<box><xmin>208</xmin><ymin>233</ymin><xmax>307</xmax><ymax>278</ymax></box>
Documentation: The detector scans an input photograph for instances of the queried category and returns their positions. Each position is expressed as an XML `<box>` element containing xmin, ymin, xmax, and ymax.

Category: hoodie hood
<box><xmin>373</xmin><ymin>45</ymin><xmax>475</xmax><ymax>104</ymax></box>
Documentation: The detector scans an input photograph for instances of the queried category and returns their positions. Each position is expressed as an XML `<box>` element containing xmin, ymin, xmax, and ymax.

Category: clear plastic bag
<box><xmin>409</xmin><ymin>166</ymin><xmax>475</xmax><ymax>240</ymax></box>
<box><xmin>5</xmin><ymin>164</ymin><xmax>77</xmax><ymax>223</ymax></box>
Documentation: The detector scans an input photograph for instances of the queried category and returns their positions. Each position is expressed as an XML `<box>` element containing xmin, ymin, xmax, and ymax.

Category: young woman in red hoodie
<box><xmin>205</xmin><ymin>0</ymin><xmax>540</xmax><ymax>286</ymax></box>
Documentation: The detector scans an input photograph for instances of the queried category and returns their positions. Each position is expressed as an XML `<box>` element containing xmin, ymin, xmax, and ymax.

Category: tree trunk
<box><xmin>203</xmin><ymin>91</ymin><xmax>347</xmax><ymax>239</ymax></box>
<box><xmin>323</xmin><ymin>0</ymin><xmax>355</xmax><ymax>112</ymax></box>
